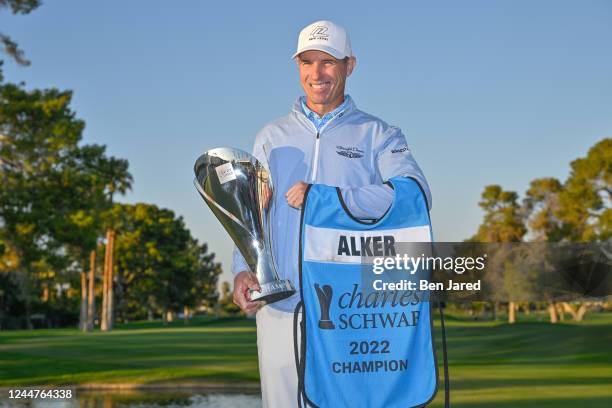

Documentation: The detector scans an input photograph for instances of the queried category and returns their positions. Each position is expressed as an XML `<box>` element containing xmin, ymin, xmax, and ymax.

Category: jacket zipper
<box><xmin>311</xmin><ymin>132</ymin><xmax>320</xmax><ymax>182</ymax></box>
<box><xmin>300</xmin><ymin>108</ymin><xmax>346</xmax><ymax>183</ymax></box>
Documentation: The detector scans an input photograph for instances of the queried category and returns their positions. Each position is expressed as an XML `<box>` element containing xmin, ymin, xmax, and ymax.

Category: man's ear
<box><xmin>346</xmin><ymin>56</ymin><xmax>357</xmax><ymax>77</ymax></box>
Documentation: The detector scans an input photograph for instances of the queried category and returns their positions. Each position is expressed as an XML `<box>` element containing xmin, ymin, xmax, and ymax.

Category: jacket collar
<box><xmin>291</xmin><ymin>95</ymin><xmax>357</xmax><ymax>133</ymax></box>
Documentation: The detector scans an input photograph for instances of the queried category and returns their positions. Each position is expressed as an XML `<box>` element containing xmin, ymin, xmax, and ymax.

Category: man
<box><xmin>232</xmin><ymin>20</ymin><xmax>431</xmax><ymax>407</ymax></box>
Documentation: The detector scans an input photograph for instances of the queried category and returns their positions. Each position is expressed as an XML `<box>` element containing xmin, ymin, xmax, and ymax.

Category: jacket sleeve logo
<box><xmin>390</xmin><ymin>146</ymin><xmax>408</xmax><ymax>154</ymax></box>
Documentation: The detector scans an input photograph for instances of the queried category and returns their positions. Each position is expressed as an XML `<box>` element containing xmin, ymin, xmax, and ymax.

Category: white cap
<box><xmin>292</xmin><ymin>20</ymin><xmax>352</xmax><ymax>60</ymax></box>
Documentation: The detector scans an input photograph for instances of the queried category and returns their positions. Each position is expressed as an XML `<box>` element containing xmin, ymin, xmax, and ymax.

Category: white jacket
<box><xmin>232</xmin><ymin>96</ymin><xmax>431</xmax><ymax>312</ymax></box>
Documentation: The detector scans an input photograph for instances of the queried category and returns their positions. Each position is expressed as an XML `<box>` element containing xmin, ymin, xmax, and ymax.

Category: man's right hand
<box><xmin>233</xmin><ymin>271</ymin><xmax>266</xmax><ymax>316</ymax></box>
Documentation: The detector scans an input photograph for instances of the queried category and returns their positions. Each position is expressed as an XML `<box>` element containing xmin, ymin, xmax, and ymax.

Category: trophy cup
<box><xmin>194</xmin><ymin>147</ymin><xmax>295</xmax><ymax>304</ymax></box>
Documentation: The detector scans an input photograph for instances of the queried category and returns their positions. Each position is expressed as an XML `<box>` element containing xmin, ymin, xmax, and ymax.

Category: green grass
<box><xmin>428</xmin><ymin>312</ymin><xmax>612</xmax><ymax>407</ymax></box>
<box><xmin>0</xmin><ymin>316</ymin><xmax>260</xmax><ymax>386</ymax></box>
<box><xmin>1</xmin><ymin>313</ymin><xmax>611</xmax><ymax>407</ymax></box>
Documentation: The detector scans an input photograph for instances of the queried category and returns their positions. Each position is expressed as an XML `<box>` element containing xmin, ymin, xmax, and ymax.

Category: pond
<box><xmin>0</xmin><ymin>390</ymin><xmax>262</xmax><ymax>408</ymax></box>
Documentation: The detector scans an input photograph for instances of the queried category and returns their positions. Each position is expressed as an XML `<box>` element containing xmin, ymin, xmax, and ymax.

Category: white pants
<box><xmin>256</xmin><ymin>305</ymin><xmax>301</xmax><ymax>408</ymax></box>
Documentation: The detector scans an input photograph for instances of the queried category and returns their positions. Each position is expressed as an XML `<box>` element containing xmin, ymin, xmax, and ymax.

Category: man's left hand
<box><xmin>286</xmin><ymin>181</ymin><xmax>309</xmax><ymax>209</ymax></box>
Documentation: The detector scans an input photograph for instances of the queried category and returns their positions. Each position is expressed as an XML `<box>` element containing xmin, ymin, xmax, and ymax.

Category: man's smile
<box><xmin>310</xmin><ymin>82</ymin><xmax>332</xmax><ymax>90</ymax></box>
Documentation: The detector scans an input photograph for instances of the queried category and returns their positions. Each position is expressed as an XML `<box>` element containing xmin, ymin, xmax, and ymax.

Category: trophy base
<box><xmin>250</xmin><ymin>279</ymin><xmax>295</xmax><ymax>304</ymax></box>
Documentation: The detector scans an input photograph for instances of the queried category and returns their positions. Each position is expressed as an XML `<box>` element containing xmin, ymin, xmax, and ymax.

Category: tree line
<box><xmin>469</xmin><ymin>138</ymin><xmax>610</xmax><ymax>323</ymax></box>
<box><xmin>0</xmin><ymin>2</ymin><xmax>222</xmax><ymax>330</ymax></box>
<box><xmin>0</xmin><ymin>82</ymin><xmax>221</xmax><ymax>330</ymax></box>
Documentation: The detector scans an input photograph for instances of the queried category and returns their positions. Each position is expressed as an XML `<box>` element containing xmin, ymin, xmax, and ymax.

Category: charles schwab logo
<box><xmin>336</xmin><ymin>145</ymin><xmax>364</xmax><ymax>159</ymax></box>
<box><xmin>391</xmin><ymin>146</ymin><xmax>409</xmax><ymax>154</ymax></box>
<box><xmin>314</xmin><ymin>282</ymin><xmax>421</xmax><ymax>331</ymax></box>
<box><xmin>315</xmin><ymin>284</ymin><xmax>335</xmax><ymax>329</ymax></box>
<box><xmin>309</xmin><ymin>26</ymin><xmax>329</xmax><ymax>41</ymax></box>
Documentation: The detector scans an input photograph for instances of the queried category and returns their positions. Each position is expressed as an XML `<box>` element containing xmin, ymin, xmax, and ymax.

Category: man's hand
<box><xmin>233</xmin><ymin>271</ymin><xmax>265</xmax><ymax>316</ymax></box>
<box><xmin>286</xmin><ymin>181</ymin><xmax>309</xmax><ymax>209</ymax></box>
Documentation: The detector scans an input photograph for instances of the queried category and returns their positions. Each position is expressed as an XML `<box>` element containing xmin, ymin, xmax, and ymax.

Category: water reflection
<box><xmin>0</xmin><ymin>391</ymin><xmax>262</xmax><ymax>408</ymax></box>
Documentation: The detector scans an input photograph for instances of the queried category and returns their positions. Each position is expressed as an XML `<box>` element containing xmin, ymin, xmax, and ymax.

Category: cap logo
<box><xmin>308</xmin><ymin>26</ymin><xmax>329</xmax><ymax>41</ymax></box>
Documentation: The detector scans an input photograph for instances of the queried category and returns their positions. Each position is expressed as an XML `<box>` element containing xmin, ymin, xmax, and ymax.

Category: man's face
<box><xmin>297</xmin><ymin>50</ymin><xmax>356</xmax><ymax>115</ymax></box>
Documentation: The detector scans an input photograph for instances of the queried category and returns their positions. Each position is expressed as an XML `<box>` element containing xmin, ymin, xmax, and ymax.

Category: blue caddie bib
<box><xmin>295</xmin><ymin>177</ymin><xmax>439</xmax><ymax>408</ymax></box>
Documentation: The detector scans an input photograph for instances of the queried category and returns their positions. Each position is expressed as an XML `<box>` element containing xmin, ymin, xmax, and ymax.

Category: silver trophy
<box><xmin>194</xmin><ymin>147</ymin><xmax>295</xmax><ymax>304</ymax></box>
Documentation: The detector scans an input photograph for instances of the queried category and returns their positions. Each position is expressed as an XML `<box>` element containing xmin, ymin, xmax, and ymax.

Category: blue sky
<box><xmin>2</xmin><ymin>0</ymin><xmax>611</xmax><ymax>284</ymax></box>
